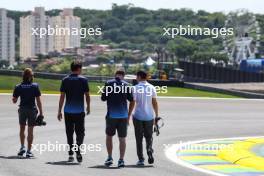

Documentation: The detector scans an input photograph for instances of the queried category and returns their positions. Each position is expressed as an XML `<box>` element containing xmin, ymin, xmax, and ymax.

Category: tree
<box><xmin>191</xmin><ymin>51</ymin><xmax>228</xmax><ymax>64</ymax></box>
<box><xmin>0</xmin><ymin>60</ymin><xmax>9</xmax><ymax>68</ymax></box>
<box><xmin>167</xmin><ymin>37</ymin><xmax>197</xmax><ymax>59</ymax></box>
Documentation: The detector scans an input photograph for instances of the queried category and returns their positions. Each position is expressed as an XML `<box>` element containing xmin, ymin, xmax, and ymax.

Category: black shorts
<box><xmin>106</xmin><ymin>117</ymin><xmax>128</xmax><ymax>138</ymax></box>
<box><xmin>18</xmin><ymin>107</ymin><xmax>38</xmax><ymax>126</ymax></box>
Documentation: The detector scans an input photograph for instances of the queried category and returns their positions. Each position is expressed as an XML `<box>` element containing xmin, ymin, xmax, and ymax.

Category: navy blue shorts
<box><xmin>18</xmin><ymin>108</ymin><xmax>37</xmax><ymax>126</ymax></box>
<box><xmin>106</xmin><ymin>117</ymin><xmax>128</xmax><ymax>138</ymax></box>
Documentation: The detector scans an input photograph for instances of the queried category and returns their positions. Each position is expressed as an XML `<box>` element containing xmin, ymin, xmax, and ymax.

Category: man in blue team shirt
<box><xmin>101</xmin><ymin>70</ymin><xmax>134</xmax><ymax>167</ymax></box>
<box><xmin>13</xmin><ymin>68</ymin><xmax>44</xmax><ymax>158</ymax></box>
<box><xmin>57</xmin><ymin>61</ymin><xmax>90</xmax><ymax>163</ymax></box>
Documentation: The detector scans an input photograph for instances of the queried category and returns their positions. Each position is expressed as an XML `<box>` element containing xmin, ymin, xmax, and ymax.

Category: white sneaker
<box><xmin>17</xmin><ymin>147</ymin><xmax>26</xmax><ymax>157</ymax></box>
<box><xmin>26</xmin><ymin>151</ymin><xmax>34</xmax><ymax>158</ymax></box>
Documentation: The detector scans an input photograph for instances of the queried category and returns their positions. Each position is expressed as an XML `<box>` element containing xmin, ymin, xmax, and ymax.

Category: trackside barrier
<box><xmin>2</xmin><ymin>69</ymin><xmax>264</xmax><ymax>98</ymax></box>
<box><xmin>179</xmin><ymin>61</ymin><xmax>264</xmax><ymax>83</ymax></box>
<box><xmin>0</xmin><ymin>69</ymin><xmax>184</xmax><ymax>86</ymax></box>
<box><xmin>184</xmin><ymin>82</ymin><xmax>264</xmax><ymax>99</ymax></box>
<box><xmin>0</xmin><ymin>69</ymin><xmax>112</xmax><ymax>82</ymax></box>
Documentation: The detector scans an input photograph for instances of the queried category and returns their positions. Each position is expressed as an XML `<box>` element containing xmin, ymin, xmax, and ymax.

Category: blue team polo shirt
<box><xmin>60</xmin><ymin>74</ymin><xmax>89</xmax><ymax>114</ymax></box>
<box><xmin>13</xmin><ymin>82</ymin><xmax>41</xmax><ymax>108</ymax></box>
<box><xmin>101</xmin><ymin>78</ymin><xmax>133</xmax><ymax>119</ymax></box>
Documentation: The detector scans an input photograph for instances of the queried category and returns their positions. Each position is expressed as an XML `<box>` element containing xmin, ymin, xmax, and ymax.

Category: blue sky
<box><xmin>1</xmin><ymin>0</ymin><xmax>264</xmax><ymax>13</ymax></box>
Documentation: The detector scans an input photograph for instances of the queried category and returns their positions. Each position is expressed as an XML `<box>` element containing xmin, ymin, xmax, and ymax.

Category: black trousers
<box><xmin>133</xmin><ymin>118</ymin><xmax>154</xmax><ymax>160</ymax></box>
<box><xmin>64</xmin><ymin>113</ymin><xmax>85</xmax><ymax>155</ymax></box>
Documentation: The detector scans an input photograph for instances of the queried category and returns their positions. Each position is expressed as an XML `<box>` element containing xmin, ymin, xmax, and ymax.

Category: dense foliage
<box><xmin>74</xmin><ymin>4</ymin><xmax>225</xmax><ymax>54</ymax></box>
<box><xmin>6</xmin><ymin>4</ymin><xmax>264</xmax><ymax>62</ymax></box>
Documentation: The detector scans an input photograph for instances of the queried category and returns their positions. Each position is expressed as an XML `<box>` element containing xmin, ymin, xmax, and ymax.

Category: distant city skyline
<box><xmin>1</xmin><ymin>0</ymin><xmax>264</xmax><ymax>14</ymax></box>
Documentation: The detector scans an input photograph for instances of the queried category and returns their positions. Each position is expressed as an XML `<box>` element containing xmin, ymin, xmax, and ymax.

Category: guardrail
<box><xmin>179</xmin><ymin>61</ymin><xmax>264</xmax><ymax>83</ymax></box>
<box><xmin>2</xmin><ymin>69</ymin><xmax>262</xmax><ymax>98</ymax></box>
<box><xmin>0</xmin><ymin>69</ymin><xmax>112</xmax><ymax>82</ymax></box>
<box><xmin>0</xmin><ymin>69</ymin><xmax>185</xmax><ymax>86</ymax></box>
<box><xmin>185</xmin><ymin>82</ymin><xmax>264</xmax><ymax>99</ymax></box>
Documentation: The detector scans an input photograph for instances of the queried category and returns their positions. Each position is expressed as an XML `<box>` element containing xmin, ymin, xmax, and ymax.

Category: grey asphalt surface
<box><xmin>0</xmin><ymin>94</ymin><xmax>264</xmax><ymax>176</ymax></box>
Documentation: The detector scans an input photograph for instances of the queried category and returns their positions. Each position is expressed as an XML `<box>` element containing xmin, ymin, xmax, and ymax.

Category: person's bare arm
<box><xmin>57</xmin><ymin>93</ymin><xmax>65</xmax><ymax>121</ymax></box>
<box><xmin>36</xmin><ymin>96</ymin><xmax>43</xmax><ymax>116</ymax></box>
<box><xmin>128</xmin><ymin>100</ymin><xmax>135</xmax><ymax>125</ymax></box>
<box><xmin>101</xmin><ymin>84</ymin><xmax>107</xmax><ymax>101</ymax></box>
<box><xmin>152</xmin><ymin>98</ymin><xmax>159</xmax><ymax>123</ymax></box>
<box><xmin>85</xmin><ymin>92</ymin><xmax>90</xmax><ymax>115</ymax></box>
<box><xmin>12</xmin><ymin>86</ymin><xmax>19</xmax><ymax>104</ymax></box>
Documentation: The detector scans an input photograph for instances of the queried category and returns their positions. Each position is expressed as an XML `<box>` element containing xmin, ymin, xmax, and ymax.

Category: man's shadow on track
<box><xmin>89</xmin><ymin>165</ymin><xmax>154</xmax><ymax>169</ymax></box>
<box><xmin>0</xmin><ymin>155</ymin><xmax>34</xmax><ymax>160</ymax></box>
<box><xmin>126</xmin><ymin>165</ymin><xmax>154</xmax><ymax>168</ymax></box>
<box><xmin>46</xmin><ymin>161</ymin><xmax>80</xmax><ymax>166</ymax></box>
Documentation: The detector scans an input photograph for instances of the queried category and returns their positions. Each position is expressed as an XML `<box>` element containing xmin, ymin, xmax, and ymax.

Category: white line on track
<box><xmin>165</xmin><ymin>136</ymin><xmax>264</xmax><ymax>176</ymax></box>
<box><xmin>1</xmin><ymin>93</ymin><xmax>264</xmax><ymax>101</ymax></box>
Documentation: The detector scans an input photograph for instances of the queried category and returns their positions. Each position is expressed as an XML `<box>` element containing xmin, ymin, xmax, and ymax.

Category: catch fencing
<box><xmin>179</xmin><ymin>61</ymin><xmax>264</xmax><ymax>83</ymax></box>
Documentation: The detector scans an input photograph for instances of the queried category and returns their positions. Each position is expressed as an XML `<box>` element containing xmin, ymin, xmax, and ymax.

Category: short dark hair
<box><xmin>115</xmin><ymin>70</ymin><xmax>125</xmax><ymax>76</ymax></box>
<box><xmin>137</xmin><ymin>70</ymin><xmax>147</xmax><ymax>80</ymax></box>
<box><xmin>71</xmin><ymin>60</ymin><xmax>82</xmax><ymax>71</ymax></box>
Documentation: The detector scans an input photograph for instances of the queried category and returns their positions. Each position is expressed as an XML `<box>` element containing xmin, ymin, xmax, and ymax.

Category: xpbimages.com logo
<box><xmin>97</xmin><ymin>85</ymin><xmax>168</xmax><ymax>96</ymax></box>
<box><xmin>163</xmin><ymin>142</ymin><xmax>234</xmax><ymax>152</ymax></box>
<box><xmin>163</xmin><ymin>25</ymin><xmax>234</xmax><ymax>39</ymax></box>
<box><xmin>31</xmin><ymin>141</ymin><xmax>102</xmax><ymax>155</ymax></box>
<box><xmin>31</xmin><ymin>25</ymin><xmax>102</xmax><ymax>38</ymax></box>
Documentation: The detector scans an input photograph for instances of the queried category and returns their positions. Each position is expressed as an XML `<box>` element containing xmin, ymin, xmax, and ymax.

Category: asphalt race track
<box><xmin>0</xmin><ymin>94</ymin><xmax>264</xmax><ymax>176</ymax></box>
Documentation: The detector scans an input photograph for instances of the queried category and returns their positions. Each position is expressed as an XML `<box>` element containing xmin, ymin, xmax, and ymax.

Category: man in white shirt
<box><xmin>129</xmin><ymin>71</ymin><xmax>159</xmax><ymax>166</ymax></box>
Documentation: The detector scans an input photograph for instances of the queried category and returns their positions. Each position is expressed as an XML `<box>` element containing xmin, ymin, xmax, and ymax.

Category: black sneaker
<box><xmin>118</xmin><ymin>159</ymin><xmax>125</xmax><ymax>168</ymax></box>
<box><xmin>104</xmin><ymin>156</ymin><xmax>113</xmax><ymax>166</ymax></box>
<box><xmin>17</xmin><ymin>147</ymin><xmax>26</xmax><ymax>157</ymax></box>
<box><xmin>147</xmin><ymin>149</ymin><xmax>154</xmax><ymax>164</ymax></box>
<box><xmin>68</xmin><ymin>155</ymin><xmax>74</xmax><ymax>162</ymax></box>
<box><xmin>76</xmin><ymin>153</ymin><xmax>83</xmax><ymax>163</ymax></box>
<box><xmin>26</xmin><ymin>151</ymin><xmax>34</xmax><ymax>158</ymax></box>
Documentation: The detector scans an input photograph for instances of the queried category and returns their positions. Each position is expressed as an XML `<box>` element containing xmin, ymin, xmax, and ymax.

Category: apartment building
<box><xmin>20</xmin><ymin>7</ymin><xmax>81</xmax><ymax>60</ymax></box>
<box><xmin>20</xmin><ymin>7</ymin><xmax>53</xmax><ymax>60</ymax></box>
<box><xmin>0</xmin><ymin>8</ymin><xmax>15</xmax><ymax>65</ymax></box>
<box><xmin>52</xmin><ymin>8</ymin><xmax>81</xmax><ymax>52</ymax></box>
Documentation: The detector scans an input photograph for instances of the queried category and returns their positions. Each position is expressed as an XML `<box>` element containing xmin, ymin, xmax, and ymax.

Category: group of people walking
<box><xmin>12</xmin><ymin>61</ymin><xmax>159</xmax><ymax>167</ymax></box>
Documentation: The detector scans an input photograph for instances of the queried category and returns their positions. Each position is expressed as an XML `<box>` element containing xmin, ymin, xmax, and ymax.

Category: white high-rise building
<box><xmin>20</xmin><ymin>7</ymin><xmax>81</xmax><ymax>60</ymax></box>
<box><xmin>52</xmin><ymin>8</ymin><xmax>81</xmax><ymax>52</ymax></box>
<box><xmin>0</xmin><ymin>8</ymin><xmax>15</xmax><ymax>65</ymax></box>
<box><xmin>20</xmin><ymin>7</ymin><xmax>53</xmax><ymax>60</ymax></box>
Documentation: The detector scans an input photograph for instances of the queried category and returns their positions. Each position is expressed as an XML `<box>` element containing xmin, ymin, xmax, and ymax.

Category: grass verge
<box><xmin>0</xmin><ymin>75</ymin><xmax>239</xmax><ymax>98</ymax></box>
